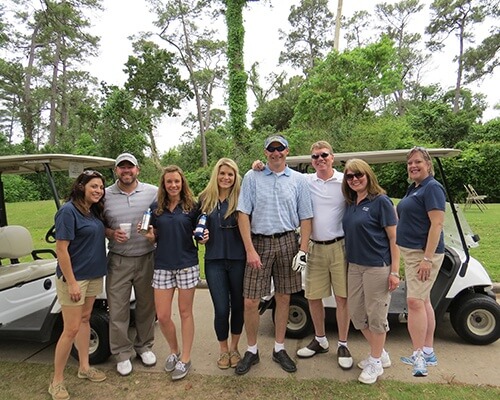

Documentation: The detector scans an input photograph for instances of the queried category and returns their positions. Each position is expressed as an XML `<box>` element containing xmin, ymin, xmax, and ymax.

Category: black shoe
<box><xmin>296</xmin><ymin>338</ymin><xmax>329</xmax><ymax>358</ymax></box>
<box><xmin>272</xmin><ymin>349</ymin><xmax>297</xmax><ymax>373</ymax></box>
<box><xmin>337</xmin><ymin>345</ymin><xmax>353</xmax><ymax>370</ymax></box>
<box><xmin>235</xmin><ymin>351</ymin><xmax>259</xmax><ymax>375</ymax></box>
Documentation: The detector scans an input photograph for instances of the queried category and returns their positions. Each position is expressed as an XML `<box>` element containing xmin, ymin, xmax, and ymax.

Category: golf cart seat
<box><xmin>0</xmin><ymin>225</ymin><xmax>56</xmax><ymax>291</ymax></box>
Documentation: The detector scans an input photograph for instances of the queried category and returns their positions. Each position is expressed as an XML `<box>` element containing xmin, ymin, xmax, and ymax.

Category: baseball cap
<box><xmin>264</xmin><ymin>135</ymin><xmax>289</xmax><ymax>149</ymax></box>
<box><xmin>115</xmin><ymin>153</ymin><xmax>138</xmax><ymax>167</ymax></box>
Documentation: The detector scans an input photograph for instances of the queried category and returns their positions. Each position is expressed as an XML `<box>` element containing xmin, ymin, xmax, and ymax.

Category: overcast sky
<box><xmin>86</xmin><ymin>0</ymin><xmax>499</xmax><ymax>152</ymax></box>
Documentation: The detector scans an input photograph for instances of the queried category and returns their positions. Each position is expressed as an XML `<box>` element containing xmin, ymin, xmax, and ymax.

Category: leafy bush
<box><xmin>2</xmin><ymin>175</ymin><xmax>41</xmax><ymax>202</ymax></box>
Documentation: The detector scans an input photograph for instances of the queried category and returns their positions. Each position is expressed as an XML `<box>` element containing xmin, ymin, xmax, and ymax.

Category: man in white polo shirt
<box><xmin>296</xmin><ymin>141</ymin><xmax>353</xmax><ymax>370</ymax></box>
<box><xmin>103</xmin><ymin>153</ymin><xmax>158</xmax><ymax>376</ymax></box>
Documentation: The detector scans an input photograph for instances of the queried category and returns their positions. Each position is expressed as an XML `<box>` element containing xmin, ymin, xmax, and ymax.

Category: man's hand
<box><xmin>292</xmin><ymin>250</ymin><xmax>307</xmax><ymax>272</ymax></box>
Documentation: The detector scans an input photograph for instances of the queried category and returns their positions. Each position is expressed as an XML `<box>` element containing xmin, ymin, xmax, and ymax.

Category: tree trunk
<box><xmin>454</xmin><ymin>23</ymin><xmax>465</xmax><ymax>114</ymax></box>
<box><xmin>334</xmin><ymin>0</ymin><xmax>343</xmax><ymax>51</ymax></box>
<box><xmin>48</xmin><ymin>34</ymin><xmax>61</xmax><ymax>146</ymax></box>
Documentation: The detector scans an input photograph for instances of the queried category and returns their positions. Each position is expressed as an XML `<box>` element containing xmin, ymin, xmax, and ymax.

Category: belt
<box><xmin>311</xmin><ymin>237</ymin><xmax>344</xmax><ymax>245</ymax></box>
<box><xmin>252</xmin><ymin>231</ymin><xmax>294</xmax><ymax>239</ymax></box>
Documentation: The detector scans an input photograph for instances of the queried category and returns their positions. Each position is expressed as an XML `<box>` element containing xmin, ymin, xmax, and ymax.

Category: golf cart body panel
<box><xmin>265</xmin><ymin>148</ymin><xmax>499</xmax><ymax>345</ymax></box>
<box><xmin>0</xmin><ymin>154</ymin><xmax>120</xmax><ymax>362</ymax></box>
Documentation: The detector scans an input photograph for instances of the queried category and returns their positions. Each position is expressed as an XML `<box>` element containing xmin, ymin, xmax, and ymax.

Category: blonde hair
<box><xmin>310</xmin><ymin>140</ymin><xmax>333</xmax><ymax>153</ymax></box>
<box><xmin>199</xmin><ymin>158</ymin><xmax>241</xmax><ymax>218</ymax></box>
<box><xmin>342</xmin><ymin>159</ymin><xmax>386</xmax><ymax>205</ymax></box>
<box><xmin>407</xmin><ymin>146</ymin><xmax>435</xmax><ymax>176</ymax></box>
<box><xmin>156</xmin><ymin>165</ymin><xmax>195</xmax><ymax>215</ymax></box>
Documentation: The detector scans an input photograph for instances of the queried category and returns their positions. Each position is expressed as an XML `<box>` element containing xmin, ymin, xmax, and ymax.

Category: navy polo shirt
<box><xmin>396</xmin><ymin>176</ymin><xmax>446</xmax><ymax>253</ymax></box>
<box><xmin>204</xmin><ymin>200</ymin><xmax>246</xmax><ymax>261</ymax></box>
<box><xmin>55</xmin><ymin>201</ymin><xmax>107</xmax><ymax>280</ymax></box>
<box><xmin>343</xmin><ymin>194</ymin><xmax>397</xmax><ymax>267</ymax></box>
<box><xmin>150</xmin><ymin>202</ymin><xmax>199</xmax><ymax>270</ymax></box>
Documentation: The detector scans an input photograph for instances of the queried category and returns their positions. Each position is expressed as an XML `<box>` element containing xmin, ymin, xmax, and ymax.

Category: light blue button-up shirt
<box><xmin>237</xmin><ymin>165</ymin><xmax>313</xmax><ymax>235</ymax></box>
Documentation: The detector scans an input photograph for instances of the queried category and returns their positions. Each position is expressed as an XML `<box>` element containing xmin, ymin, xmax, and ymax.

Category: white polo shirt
<box><xmin>307</xmin><ymin>170</ymin><xmax>346</xmax><ymax>241</ymax></box>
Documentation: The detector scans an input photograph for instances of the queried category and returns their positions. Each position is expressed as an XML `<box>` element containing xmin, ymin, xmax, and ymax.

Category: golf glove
<box><xmin>292</xmin><ymin>250</ymin><xmax>307</xmax><ymax>273</ymax></box>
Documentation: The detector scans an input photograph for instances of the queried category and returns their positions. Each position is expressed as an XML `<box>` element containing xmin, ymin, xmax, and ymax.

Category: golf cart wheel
<box><xmin>272</xmin><ymin>293</ymin><xmax>313</xmax><ymax>339</ymax></box>
<box><xmin>71</xmin><ymin>308</ymin><xmax>111</xmax><ymax>364</ymax></box>
<box><xmin>450</xmin><ymin>293</ymin><xmax>500</xmax><ymax>345</ymax></box>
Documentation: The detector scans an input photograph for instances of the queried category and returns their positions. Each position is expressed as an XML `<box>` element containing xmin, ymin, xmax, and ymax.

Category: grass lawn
<box><xmin>4</xmin><ymin>201</ymin><xmax>500</xmax><ymax>282</ymax></box>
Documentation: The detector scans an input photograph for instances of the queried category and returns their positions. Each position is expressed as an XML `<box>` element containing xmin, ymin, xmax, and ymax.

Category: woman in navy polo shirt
<box><xmin>341</xmin><ymin>159</ymin><xmax>399</xmax><ymax>385</ymax></box>
<box><xmin>145</xmin><ymin>165</ymin><xmax>200</xmax><ymax>381</ymax></box>
<box><xmin>397</xmin><ymin>147</ymin><xmax>446</xmax><ymax>378</ymax></box>
<box><xmin>198</xmin><ymin>158</ymin><xmax>245</xmax><ymax>370</ymax></box>
<box><xmin>50</xmin><ymin>171</ymin><xmax>107</xmax><ymax>400</ymax></box>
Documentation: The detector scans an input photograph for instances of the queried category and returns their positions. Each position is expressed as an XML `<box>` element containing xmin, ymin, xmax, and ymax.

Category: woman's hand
<box><xmin>68</xmin><ymin>281</ymin><xmax>81</xmax><ymax>303</ymax></box>
<box><xmin>198</xmin><ymin>229</ymin><xmax>210</xmax><ymax>244</ymax></box>
<box><xmin>417</xmin><ymin>260</ymin><xmax>432</xmax><ymax>281</ymax></box>
<box><xmin>388</xmin><ymin>274</ymin><xmax>399</xmax><ymax>292</ymax></box>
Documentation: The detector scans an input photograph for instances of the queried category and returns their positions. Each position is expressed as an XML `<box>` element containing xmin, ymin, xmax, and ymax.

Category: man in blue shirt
<box><xmin>235</xmin><ymin>135</ymin><xmax>313</xmax><ymax>375</ymax></box>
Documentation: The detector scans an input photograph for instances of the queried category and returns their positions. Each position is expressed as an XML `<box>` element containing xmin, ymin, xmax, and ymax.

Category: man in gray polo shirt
<box><xmin>103</xmin><ymin>153</ymin><xmax>158</xmax><ymax>376</ymax></box>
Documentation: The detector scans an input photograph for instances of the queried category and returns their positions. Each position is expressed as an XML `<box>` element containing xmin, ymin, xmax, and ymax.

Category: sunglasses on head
<box><xmin>266</xmin><ymin>144</ymin><xmax>287</xmax><ymax>152</ymax></box>
<box><xmin>311</xmin><ymin>152</ymin><xmax>331</xmax><ymax>160</ymax></box>
<box><xmin>83</xmin><ymin>170</ymin><xmax>103</xmax><ymax>178</ymax></box>
<box><xmin>345</xmin><ymin>172</ymin><xmax>365</xmax><ymax>181</ymax></box>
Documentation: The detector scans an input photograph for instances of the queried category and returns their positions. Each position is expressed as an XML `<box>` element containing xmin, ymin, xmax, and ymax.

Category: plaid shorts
<box><xmin>243</xmin><ymin>231</ymin><xmax>301</xmax><ymax>299</ymax></box>
<box><xmin>152</xmin><ymin>265</ymin><xmax>200</xmax><ymax>290</ymax></box>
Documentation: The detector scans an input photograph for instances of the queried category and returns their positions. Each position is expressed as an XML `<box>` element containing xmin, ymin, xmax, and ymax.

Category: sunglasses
<box><xmin>311</xmin><ymin>152</ymin><xmax>331</xmax><ymax>160</ymax></box>
<box><xmin>345</xmin><ymin>172</ymin><xmax>365</xmax><ymax>181</ymax></box>
<box><xmin>83</xmin><ymin>170</ymin><xmax>103</xmax><ymax>178</ymax></box>
<box><xmin>266</xmin><ymin>144</ymin><xmax>287</xmax><ymax>152</ymax></box>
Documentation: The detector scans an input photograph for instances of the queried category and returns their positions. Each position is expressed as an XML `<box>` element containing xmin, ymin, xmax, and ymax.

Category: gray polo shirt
<box><xmin>104</xmin><ymin>180</ymin><xmax>158</xmax><ymax>257</ymax></box>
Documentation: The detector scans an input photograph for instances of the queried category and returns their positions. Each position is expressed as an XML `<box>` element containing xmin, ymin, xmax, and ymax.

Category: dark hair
<box><xmin>68</xmin><ymin>170</ymin><xmax>106</xmax><ymax>220</ymax></box>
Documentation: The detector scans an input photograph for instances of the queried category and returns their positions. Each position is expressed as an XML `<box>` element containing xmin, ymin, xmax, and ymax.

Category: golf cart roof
<box><xmin>0</xmin><ymin>154</ymin><xmax>115</xmax><ymax>175</ymax></box>
<box><xmin>287</xmin><ymin>148</ymin><xmax>461</xmax><ymax>168</ymax></box>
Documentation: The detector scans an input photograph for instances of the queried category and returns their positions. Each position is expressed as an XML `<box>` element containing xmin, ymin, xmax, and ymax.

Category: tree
<box><xmin>124</xmin><ymin>40</ymin><xmax>192</xmax><ymax>168</ymax></box>
<box><xmin>149</xmin><ymin>0</ymin><xmax>227</xmax><ymax>166</ymax></box>
<box><xmin>375</xmin><ymin>0</ymin><xmax>428</xmax><ymax>116</ymax></box>
<box><xmin>343</xmin><ymin>10</ymin><xmax>374</xmax><ymax>49</ymax></box>
<box><xmin>279</xmin><ymin>0</ymin><xmax>334</xmax><ymax>75</ymax></box>
<box><xmin>292</xmin><ymin>36</ymin><xmax>402</xmax><ymax>128</ymax></box>
<box><xmin>426</xmin><ymin>0</ymin><xmax>492</xmax><ymax>113</ymax></box>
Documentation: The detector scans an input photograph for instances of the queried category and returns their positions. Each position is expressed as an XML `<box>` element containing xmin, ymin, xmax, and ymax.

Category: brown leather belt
<box><xmin>252</xmin><ymin>231</ymin><xmax>294</xmax><ymax>239</ymax></box>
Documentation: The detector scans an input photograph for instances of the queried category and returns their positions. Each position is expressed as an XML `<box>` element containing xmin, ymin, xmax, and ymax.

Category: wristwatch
<box><xmin>423</xmin><ymin>256</ymin><xmax>432</xmax><ymax>264</ymax></box>
<box><xmin>390</xmin><ymin>272</ymin><xmax>400</xmax><ymax>278</ymax></box>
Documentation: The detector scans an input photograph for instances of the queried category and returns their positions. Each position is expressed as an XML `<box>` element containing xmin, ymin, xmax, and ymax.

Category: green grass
<box><xmin>462</xmin><ymin>204</ymin><xmax>500</xmax><ymax>282</ymax></box>
<box><xmin>4</xmin><ymin>201</ymin><xmax>500</xmax><ymax>282</ymax></box>
<box><xmin>0</xmin><ymin>361</ymin><xmax>498</xmax><ymax>400</ymax></box>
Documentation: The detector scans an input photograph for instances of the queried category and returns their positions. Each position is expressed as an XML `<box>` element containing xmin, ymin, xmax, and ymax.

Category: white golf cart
<box><xmin>0</xmin><ymin>154</ymin><xmax>126</xmax><ymax>364</ymax></box>
<box><xmin>259</xmin><ymin>148</ymin><xmax>499</xmax><ymax>345</ymax></box>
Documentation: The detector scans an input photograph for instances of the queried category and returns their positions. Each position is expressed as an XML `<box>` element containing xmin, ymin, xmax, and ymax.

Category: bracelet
<box><xmin>423</xmin><ymin>257</ymin><xmax>432</xmax><ymax>264</ymax></box>
<box><xmin>390</xmin><ymin>272</ymin><xmax>400</xmax><ymax>278</ymax></box>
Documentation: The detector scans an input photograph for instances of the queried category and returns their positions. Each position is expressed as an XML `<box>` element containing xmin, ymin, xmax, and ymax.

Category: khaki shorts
<box><xmin>305</xmin><ymin>239</ymin><xmax>347</xmax><ymax>299</ymax></box>
<box><xmin>347</xmin><ymin>263</ymin><xmax>390</xmax><ymax>333</ymax></box>
<box><xmin>56</xmin><ymin>276</ymin><xmax>104</xmax><ymax>306</ymax></box>
<box><xmin>399</xmin><ymin>246</ymin><xmax>444</xmax><ymax>300</ymax></box>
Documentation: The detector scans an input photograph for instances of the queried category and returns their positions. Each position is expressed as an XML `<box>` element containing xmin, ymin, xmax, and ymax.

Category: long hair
<box><xmin>68</xmin><ymin>170</ymin><xmax>106</xmax><ymax>220</ymax></box>
<box><xmin>156</xmin><ymin>165</ymin><xmax>195</xmax><ymax>215</ymax></box>
<box><xmin>342</xmin><ymin>159</ymin><xmax>386</xmax><ymax>205</ymax></box>
<box><xmin>406</xmin><ymin>146</ymin><xmax>435</xmax><ymax>177</ymax></box>
<box><xmin>199</xmin><ymin>158</ymin><xmax>241</xmax><ymax>218</ymax></box>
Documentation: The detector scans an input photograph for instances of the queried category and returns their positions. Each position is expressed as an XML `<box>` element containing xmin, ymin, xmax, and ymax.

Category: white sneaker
<box><xmin>357</xmin><ymin>351</ymin><xmax>392</xmax><ymax>369</ymax></box>
<box><xmin>358</xmin><ymin>362</ymin><xmax>383</xmax><ymax>384</ymax></box>
<box><xmin>117</xmin><ymin>359</ymin><xmax>132</xmax><ymax>376</ymax></box>
<box><xmin>138</xmin><ymin>351</ymin><xmax>157</xmax><ymax>367</ymax></box>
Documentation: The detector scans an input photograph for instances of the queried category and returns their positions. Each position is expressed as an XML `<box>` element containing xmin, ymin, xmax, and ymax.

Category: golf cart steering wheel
<box><xmin>45</xmin><ymin>224</ymin><xmax>56</xmax><ymax>244</ymax></box>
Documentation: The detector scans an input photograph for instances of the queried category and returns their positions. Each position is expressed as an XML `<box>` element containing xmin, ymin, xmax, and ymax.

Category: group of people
<box><xmin>48</xmin><ymin>137</ymin><xmax>446</xmax><ymax>399</ymax></box>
